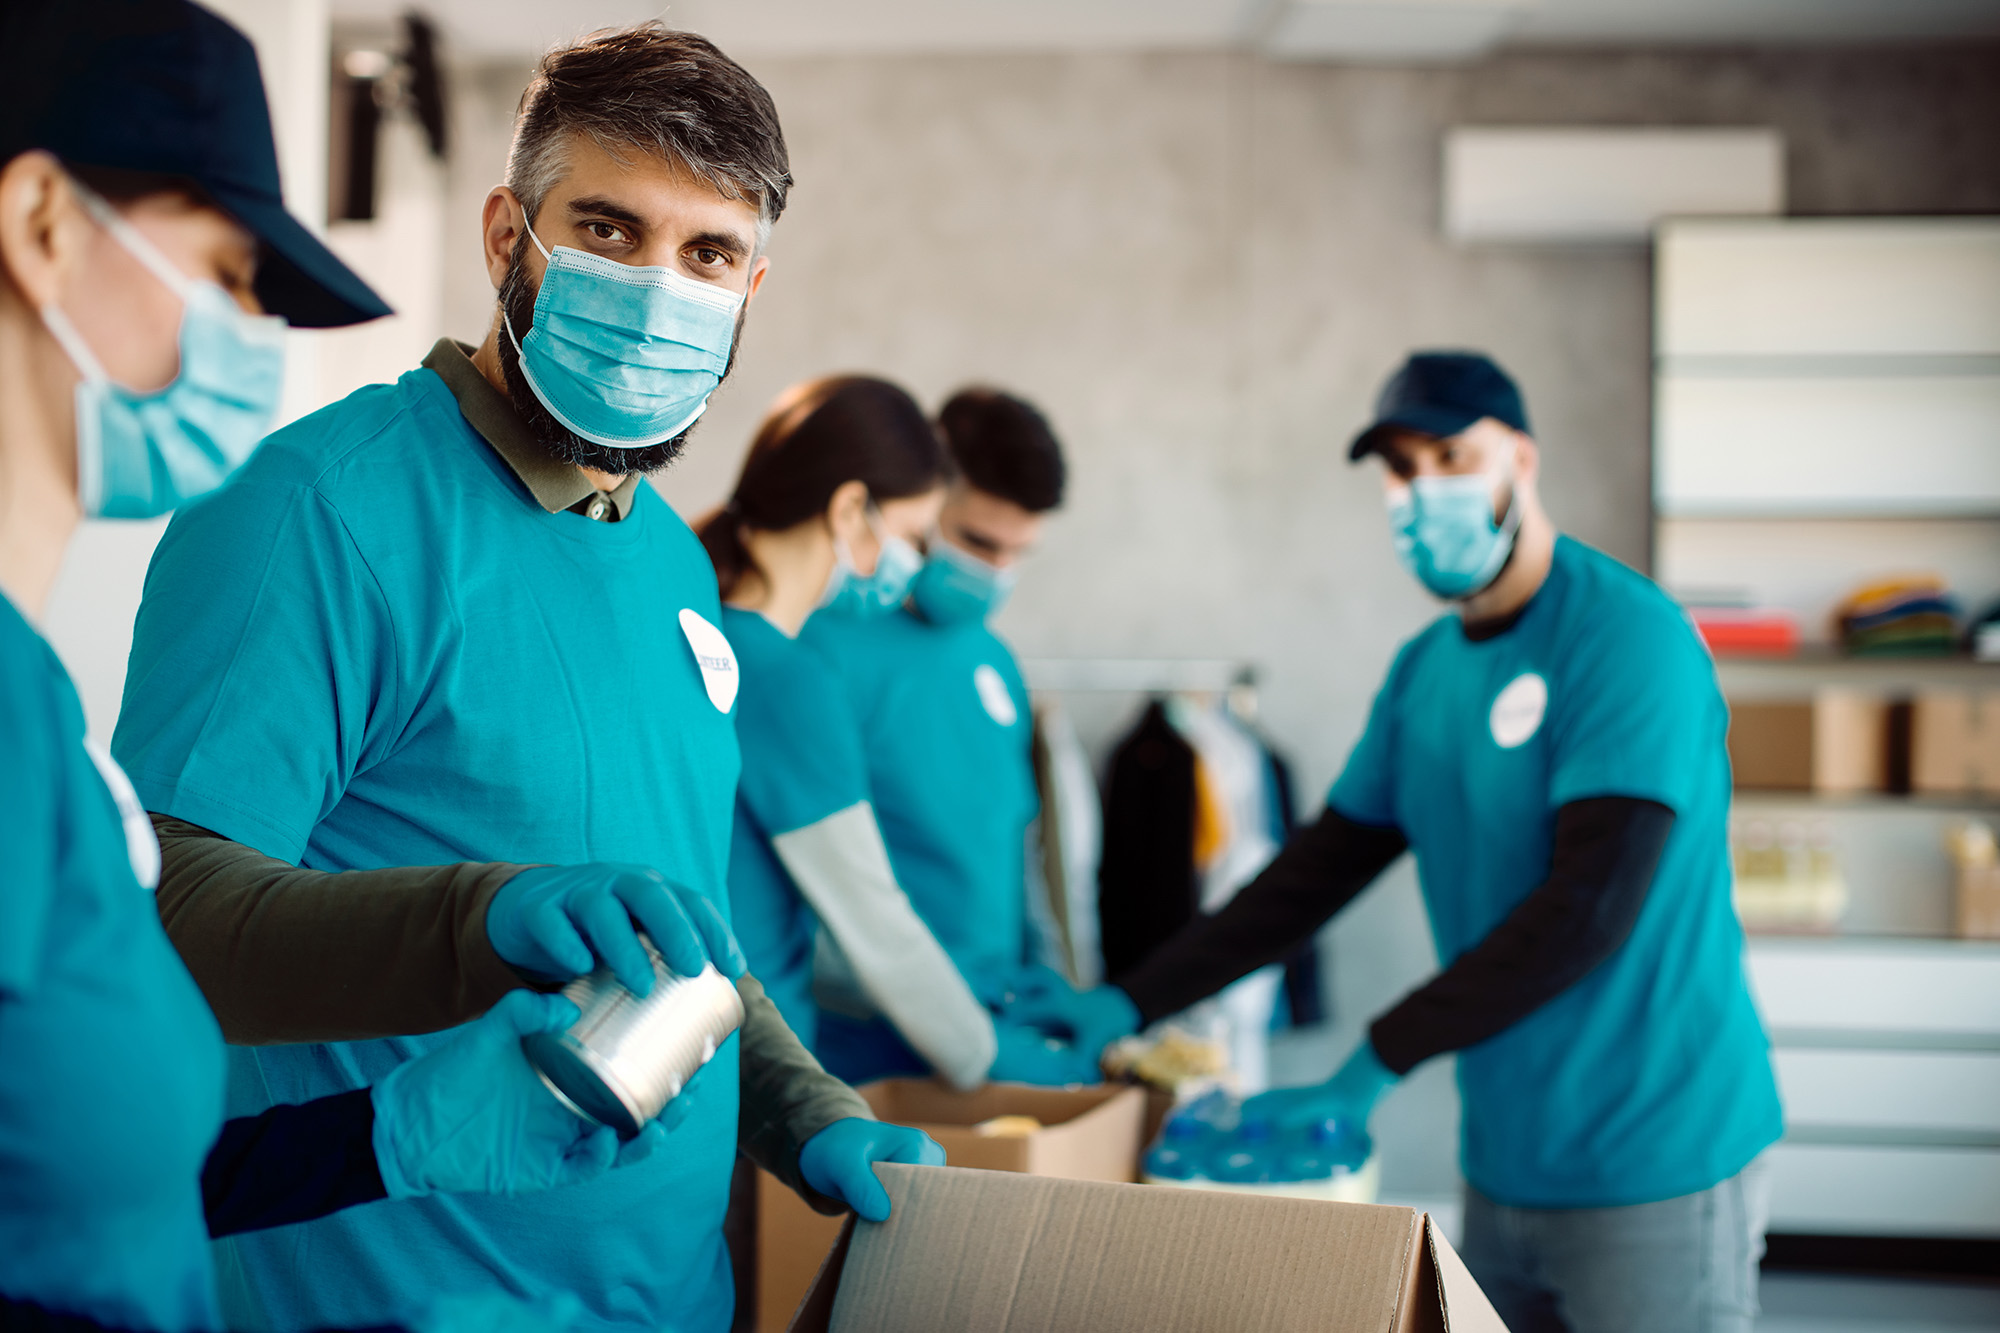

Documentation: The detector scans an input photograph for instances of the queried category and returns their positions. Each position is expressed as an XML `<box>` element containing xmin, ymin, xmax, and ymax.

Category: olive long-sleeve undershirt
<box><xmin>150</xmin><ymin>816</ymin><xmax>868</xmax><ymax>1211</ymax></box>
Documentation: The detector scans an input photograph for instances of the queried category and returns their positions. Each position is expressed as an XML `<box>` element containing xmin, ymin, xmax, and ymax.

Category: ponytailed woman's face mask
<box><xmin>817</xmin><ymin>506</ymin><xmax>923</xmax><ymax>618</ymax></box>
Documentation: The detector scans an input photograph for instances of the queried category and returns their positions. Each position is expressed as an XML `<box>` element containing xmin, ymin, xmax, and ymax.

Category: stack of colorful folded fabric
<box><xmin>1834</xmin><ymin>575</ymin><xmax>1961</xmax><ymax>657</ymax></box>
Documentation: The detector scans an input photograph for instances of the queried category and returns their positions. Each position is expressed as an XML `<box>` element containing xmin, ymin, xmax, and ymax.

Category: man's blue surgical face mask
<box><xmin>818</xmin><ymin>510</ymin><xmax>923</xmax><ymax>619</ymax></box>
<box><xmin>1386</xmin><ymin>461</ymin><xmax>1520</xmax><ymax>601</ymax></box>
<box><xmin>910</xmin><ymin>536</ymin><xmax>1017</xmax><ymax>626</ymax></box>
<box><xmin>504</xmin><ymin>214</ymin><xmax>743</xmax><ymax>450</ymax></box>
<box><xmin>39</xmin><ymin>186</ymin><xmax>286</xmax><ymax>520</ymax></box>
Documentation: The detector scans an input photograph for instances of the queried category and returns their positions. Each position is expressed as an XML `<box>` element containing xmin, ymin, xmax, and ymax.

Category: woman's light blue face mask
<box><xmin>504</xmin><ymin>214</ymin><xmax>744</xmax><ymax>449</ymax></box>
<box><xmin>817</xmin><ymin>509</ymin><xmax>923</xmax><ymax>619</ymax></box>
<box><xmin>1386</xmin><ymin>462</ymin><xmax>1520</xmax><ymax>601</ymax></box>
<box><xmin>910</xmin><ymin>536</ymin><xmax>1016</xmax><ymax>626</ymax></box>
<box><xmin>39</xmin><ymin>186</ymin><xmax>287</xmax><ymax>520</ymax></box>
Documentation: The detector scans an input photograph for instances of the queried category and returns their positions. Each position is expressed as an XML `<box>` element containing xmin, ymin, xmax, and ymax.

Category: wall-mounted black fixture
<box><xmin>330</xmin><ymin>12</ymin><xmax>448</xmax><ymax>224</ymax></box>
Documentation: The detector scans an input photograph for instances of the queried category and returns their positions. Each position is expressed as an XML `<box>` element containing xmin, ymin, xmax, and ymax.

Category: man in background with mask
<box><xmin>803</xmin><ymin>386</ymin><xmax>1078</xmax><ymax>1085</ymax></box>
<box><xmin>1009</xmin><ymin>352</ymin><xmax>1782</xmax><ymax>1333</ymax></box>
<box><xmin>111</xmin><ymin>23</ymin><xmax>936</xmax><ymax>1333</ymax></box>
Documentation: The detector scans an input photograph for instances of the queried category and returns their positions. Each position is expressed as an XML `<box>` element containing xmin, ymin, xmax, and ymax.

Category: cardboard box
<box><xmin>755</xmin><ymin>1081</ymin><xmax>1147</xmax><ymax>1330</ymax></box>
<box><xmin>1727</xmin><ymin>691</ymin><xmax>1889</xmax><ymax>792</ymax></box>
<box><xmin>788</xmin><ymin>1163</ymin><xmax>1507</xmax><ymax>1333</ymax></box>
<box><xmin>1912</xmin><ymin>693</ymin><xmax>2000</xmax><ymax>796</ymax></box>
<box><xmin>856</xmin><ymin>1079</ymin><xmax>1147</xmax><ymax>1179</ymax></box>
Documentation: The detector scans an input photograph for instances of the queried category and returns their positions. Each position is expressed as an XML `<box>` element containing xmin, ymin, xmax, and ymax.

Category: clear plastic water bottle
<box><xmin>1276</xmin><ymin>1119</ymin><xmax>1370</xmax><ymax>1182</ymax></box>
<box><xmin>1205</xmin><ymin>1116</ymin><xmax>1279</xmax><ymax>1184</ymax></box>
<box><xmin>1144</xmin><ymin>1088</ymin><xmax>1231</xmax><ymax>1181</ymax></box>
<box><xmin>1142</xmin><ymin>1114</ymin><xmax>1207</xmax><ymax>1181</ymax></box>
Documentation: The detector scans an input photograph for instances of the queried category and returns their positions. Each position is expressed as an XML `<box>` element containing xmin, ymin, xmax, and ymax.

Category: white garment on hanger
<box><xmin>1036</xmin><ymin>700</ymin><xmax>1104</xmax><ymax>986</ymax></box>
<box><xmin>1167</xmin><ymin>695</ymin><xmax>1285</xmax><ymax>1093</ymax></box>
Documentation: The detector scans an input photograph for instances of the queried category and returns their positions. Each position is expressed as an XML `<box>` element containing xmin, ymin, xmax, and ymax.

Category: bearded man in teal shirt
<box><xmin>113</xmin><ymin>25</ymin><xmax>936</xmax><ymax>1333</ymax></box>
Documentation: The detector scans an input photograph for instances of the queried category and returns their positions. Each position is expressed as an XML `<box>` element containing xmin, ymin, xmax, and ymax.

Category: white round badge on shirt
<box><xmin>973</xmin><ymin>663</ymin><xmax>1018</xmax><ymax>727</ymax></box>
<box><xmin>1489</xmin><ymin>671</ymin><xmax>1548</xmax><ymax>749</ymax></box>
<box><xmin>678</xmin><ymin>609</ymin><xmax>739</xmax><ymax>714</ymax></box>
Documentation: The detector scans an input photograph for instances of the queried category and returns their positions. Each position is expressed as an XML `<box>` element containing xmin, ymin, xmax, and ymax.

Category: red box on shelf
<box><xmin>1690</xmin><ymin>608</ymin><xmax>1801</xmax><ymax>658</ymax></box>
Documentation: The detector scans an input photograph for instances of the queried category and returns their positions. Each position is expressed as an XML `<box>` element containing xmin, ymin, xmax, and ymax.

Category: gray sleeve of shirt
<box><xmin>735</xmin><ymin>972</ymin><xmax>873</xmax><ymax>1214</ymax></box>
<box><xmin>150</xmin><ymin>815</ymin><xmax>535</xmax><ymax>1044</ymax></box>
<box><xmin>771</xmin><ymin>802</ymin><xmax>996</xmax><ymax>1091</ymax></box>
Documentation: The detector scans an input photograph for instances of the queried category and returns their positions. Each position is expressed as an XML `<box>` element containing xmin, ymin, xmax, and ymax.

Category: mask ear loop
<box><xmin>502</xmin><ymin>203</ymin><xmax>556</xmax><ymax>358</ymax></box>
<box><xmin>72</xmin><ymin>183</ymin><xmax>197</xmax><ymax>301</ymax></box>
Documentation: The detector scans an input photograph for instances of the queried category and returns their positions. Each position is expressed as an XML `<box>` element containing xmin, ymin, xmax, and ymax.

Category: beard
<box><xmin>496</xmin><ymin>240</ymin><xmax>744</xmax><ymax>477</ymax></box>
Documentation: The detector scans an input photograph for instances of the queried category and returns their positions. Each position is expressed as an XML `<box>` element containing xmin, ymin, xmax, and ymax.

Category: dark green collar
<box><xmin>422</xmin><ymin>338</ymin><xmax>639</xmax><ymax>521</ymax></box>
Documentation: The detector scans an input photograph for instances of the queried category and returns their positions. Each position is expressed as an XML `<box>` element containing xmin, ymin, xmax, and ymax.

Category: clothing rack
<box><xmin>1018</xmin><ymin>657</ymin><xmax>1259</xmax><ymax>696</ymax></box>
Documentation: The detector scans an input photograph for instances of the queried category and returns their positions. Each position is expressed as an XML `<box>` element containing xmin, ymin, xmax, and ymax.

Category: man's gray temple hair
<box><xmin>505</xmin><ymin>22</ymin><xmax>792</xmax><ymax>252</ymax></box>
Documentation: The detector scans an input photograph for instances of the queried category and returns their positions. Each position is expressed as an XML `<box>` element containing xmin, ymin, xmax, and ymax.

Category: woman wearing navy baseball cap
<box><xmin>0</xmin><ymin>5</ymin><xmax>638</xmax><ymax>1330</ymax></box>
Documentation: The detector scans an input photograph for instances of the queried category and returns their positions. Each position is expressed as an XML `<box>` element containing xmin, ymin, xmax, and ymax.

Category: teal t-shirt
<box><xmin>0</xmin><ymin>596</ymin><xmax>225</xmax><ymax>1332</ymax></box>
<box><xmin>112</xmin><ymin>367</ymin><xmax>743</xmax><ymax>1333</ymax></box>
<box><xmin>800</xmin><ymin>607</ymin><xmax>1036</xmax><ymax>1005</ymax></box>
<box><xmin>1329</xmin><ymin>536</ymin><xmax>1782</xmax><ymax>1208</ymax></box>
<box><xmin>721</xmin><ymin>606</ymin><xmax>872</xmax><ymax>1046</ymax></box>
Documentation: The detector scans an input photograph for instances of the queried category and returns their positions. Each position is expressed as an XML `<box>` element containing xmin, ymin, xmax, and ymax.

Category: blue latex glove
<box><xmin>988</xmin><ymin>1019</ymin><xmax>1103</xmax><ymax>1086</ymax></box>
<box><xmin>1237</xmin><ymin>1039</ymin><xmax>1400</xmax><ymax>1139</ymax></box>
<box><xmin>371</xmin><ymin>990</ymin><xmax>668</xmax><ymax>1198</ymax></box>
<box><xmin>798</xmin><ymin>1117</ymin><xmax>945</xmax><ymax>1222</ymax></box>
<box><xmin>414</xmin><ymin>1290</ymin><xmax>582</xmax><ymax>1333</ymax></box>
<box><xmin>1000</xmin><ymin>979</ymin><xmax>1142</xmax><ymax>1063</ymax></box>
<box><xmin>487</xmin><ymin>863</ymin><xmax>746</xmax><ymax>995</ymax></box>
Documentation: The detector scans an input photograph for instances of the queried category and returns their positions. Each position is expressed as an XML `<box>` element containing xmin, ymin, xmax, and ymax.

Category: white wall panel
<box><xmin>1747</xmin><ymin>940</ymin><xmax>2000</xmax><ymax>1038</ymax></box>
<box><xmin>1658</xmin><ymin>219</ymin><xmax>2000</xmax><ymax>357</ymax></box>
<box><xmin>1774</xmin><ymin>1049</ymin><xmax>2000</xmax><ymax>1134</ymax></box>
<box><xmin>1445</xmin><ymin>128</ymin><xmax>1781</xmax><ymax>243</ymax></box>
<box><xmin>1767</xmin><ymin>1143</ymin><xmax>2000</xmax><ymax>1235</ymax></box>
<box><xmin>1654</xmin><ymin>372</ymin><xmax>2000</xmax><ymax>516</ymax></box>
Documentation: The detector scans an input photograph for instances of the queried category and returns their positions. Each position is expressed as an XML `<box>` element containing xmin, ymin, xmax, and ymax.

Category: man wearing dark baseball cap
<box><xmin>1012</xmin><ymin>349</ymin><xmax>1783</xmax><ymax>1333</ymax></box>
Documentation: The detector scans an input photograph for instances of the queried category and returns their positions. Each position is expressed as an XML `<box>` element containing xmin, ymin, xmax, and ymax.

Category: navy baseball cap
<box><xmin>1349</xmin><ymin>351</ymin><xmax>1530</xmax><ymax>461</ymax></box>
<box><xmin>0</xmin><ymin>0</ymin><xmax>390</xmax><ymax>328</ymax></box>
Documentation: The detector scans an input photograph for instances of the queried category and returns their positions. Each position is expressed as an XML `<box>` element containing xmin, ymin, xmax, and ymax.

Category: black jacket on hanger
<box><xmin>1096</xmin><ymin>699</ymin><xmax>1200</xmax><ymax>978</ymax></box>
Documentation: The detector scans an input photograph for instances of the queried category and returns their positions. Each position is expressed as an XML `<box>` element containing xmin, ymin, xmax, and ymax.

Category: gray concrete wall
<box><xmin>442</xmin><ymin>43</ymin><xmax>2000</xmax><ymax>1200</ymax></box>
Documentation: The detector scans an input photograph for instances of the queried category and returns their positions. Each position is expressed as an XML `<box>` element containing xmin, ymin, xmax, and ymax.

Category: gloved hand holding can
<box><xmin>522</xmin><ymin>936</ymin><xmax>745</xmax><ymax>1139</ymax></box>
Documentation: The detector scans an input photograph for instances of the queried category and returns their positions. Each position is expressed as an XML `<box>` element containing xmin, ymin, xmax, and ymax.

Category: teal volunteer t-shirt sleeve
<box><xmin>1326</xmin><ymin>641</ymin><xmax>1419</xmax><ymax>829</ymax></box>
<box><xmin>737</xmin><ymin>639</ymin><xmax>871</xmax><ymax>838</ymax></box>
<box><xmin>0</xmin><ymin>621</ymin><xmax>65</xmax><ymax>995</ymax></box>
<box><xmin>1544</xmin><ymin>600</ymin><xmax>1716</xmax><ymax>814</ymax></box>
<box><xmin>113</xmin><ymin>478</ymin><xmax>396</xmax><ymax>864</ymax></box>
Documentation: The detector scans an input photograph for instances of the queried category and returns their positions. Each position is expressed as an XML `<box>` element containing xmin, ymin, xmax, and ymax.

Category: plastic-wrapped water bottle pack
<box><xmin>1141</xmin><ymin>1089</ymin><xmax>1380</xmax><ymax>1204</ymax></box>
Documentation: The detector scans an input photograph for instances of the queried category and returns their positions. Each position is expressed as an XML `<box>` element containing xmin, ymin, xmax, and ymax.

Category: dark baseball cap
<box><xmin>0</xmin><ymin>0</ymin><xmax>390</xmax><ymax>328</ymax></box>
<box><xmin>1349</xmin><ymin>351</ymin><xmax>1530</xmax><ymax>461</ymax></box>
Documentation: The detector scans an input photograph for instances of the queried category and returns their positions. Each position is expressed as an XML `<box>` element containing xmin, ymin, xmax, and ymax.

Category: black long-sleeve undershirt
<box><xmin>201</xmin><ymin>1089</ymin><xmax>388</xmax><ymax>1238</ymax></box>
<box><xmin>0</xmin><ymin>1298</ymin><xmax>399</xmax><ymax>1333</ymax></box>
<box><xmin>1114</xmin><ymin>796</ymin><xmax>1676</xmax><ymax>1075</ymax></box>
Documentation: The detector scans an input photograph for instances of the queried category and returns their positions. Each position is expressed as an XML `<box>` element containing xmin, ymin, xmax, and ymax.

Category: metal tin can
<box><xmin>521</xmin><ymin>939</ymin><xmax>744</xmax><ymax>1138</ymax></box>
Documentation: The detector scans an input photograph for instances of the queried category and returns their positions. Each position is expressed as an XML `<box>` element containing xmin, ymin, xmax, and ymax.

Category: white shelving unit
<box><xmin>1654</xmin><ymin>215</ymin><xmax>2000</xmax><ymax>1240</ymax></box>
<box><xmin>1749</xmin><ymin>938</ymin><xmax>2000</xmax><ymax>1237</ymax></box>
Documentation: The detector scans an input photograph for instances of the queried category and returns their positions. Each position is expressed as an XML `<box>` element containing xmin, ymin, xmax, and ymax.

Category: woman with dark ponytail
<box><xmin>703</xmin><ymin>376</ymin><xmax>1092</xmax><ymax>1090</ymax></box>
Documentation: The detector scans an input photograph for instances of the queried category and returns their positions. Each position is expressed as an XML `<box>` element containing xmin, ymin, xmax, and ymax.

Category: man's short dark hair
<box><xmin>507</xmin><ymin>24</ymin><xmax>790</xmax><ymax>244</ymax></box>
<box><xmin>937</xmin><ymin>387</ymin><xmax>1066</xmax><ymax>513</ymax></box>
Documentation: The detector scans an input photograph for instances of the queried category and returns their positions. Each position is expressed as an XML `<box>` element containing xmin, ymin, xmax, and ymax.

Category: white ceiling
<box><xmin>330</xmin><ymin>0</ymin><xmax>2000</xmax><ymax>64</ymax></box>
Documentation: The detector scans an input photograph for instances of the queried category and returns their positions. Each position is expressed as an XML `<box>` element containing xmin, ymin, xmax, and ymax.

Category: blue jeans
<box><xmin>1459</xmin><ymin>1158</ymin><xmax>1770</xmax><ymax>1333</ymax></box>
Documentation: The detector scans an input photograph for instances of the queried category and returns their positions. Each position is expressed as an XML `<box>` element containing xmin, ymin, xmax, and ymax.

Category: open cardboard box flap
<box><xmin>788</xmin><ymin>1164</ymin><xmax>1509</xmax><ymax>1333</ymax></box>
